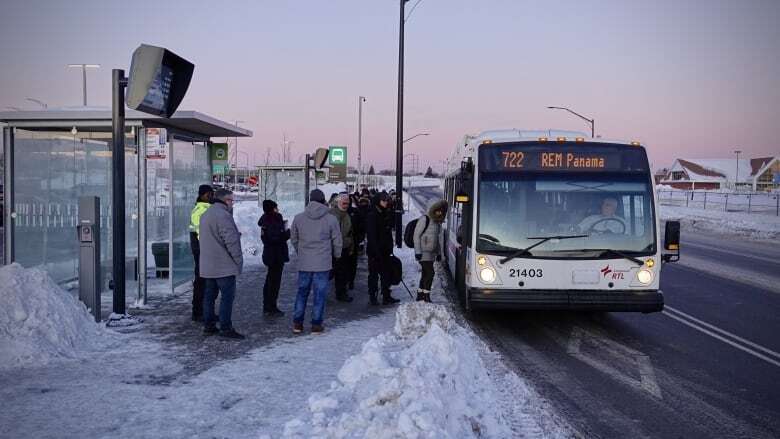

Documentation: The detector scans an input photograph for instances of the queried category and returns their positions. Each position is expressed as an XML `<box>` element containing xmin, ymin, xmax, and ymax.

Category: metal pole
<box><xmin>82</xmin><ymin>65</ymin><xmax>88</xmax><ymax>106</ymax></box>
<box><xmin>358</xmin><ymin>96</ymin><xmax>365</xmax><ymax>189</ymax></box>
<box><xmin>111</xmin><ymin>69</ymin><xmax>127</xmax><ymax>315</ymax></box>
<box><xmin>703</xmin><ymin>192</ymin><xmax>707</xmax><ymax>210</ymax></box>
<box><xmin>394</xmin><ymin>0</ymin><xmax>407</xmax><ymax>248</ymax></box>
<box><xmin>138</xmin><ymin>128</ymin><xmax>147</xmax><ymax>305</ymax></box>
<box><xmin>3</xmin><ymin>127</ymin><xmax>15</xmax><ymax>264</ymax></box>
<box><xmin>748</xmin><ymin>193</ymin><xmax>751</xmax><ymax>213</ymax></box>
<box><xmin>304</xmin><ymin>153</ymin><xmax>311</xmax><ymax>206</ymax></box>
<box><xmin>591</xmin><ymin>119</ymin><xmax>595</xmax><ymax>138</ymax></box>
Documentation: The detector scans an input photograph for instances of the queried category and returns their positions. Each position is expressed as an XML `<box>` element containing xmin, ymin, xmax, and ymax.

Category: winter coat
<box><xmin>199</xmin><ymin>201</ymin><xmax>243</xmax><ymax>278</ymax></box>
<box><xmin>291</xmin><ymin>201</ymin><xmax>342</xmax><ymax>272</ymax></box>
<box><xmin>413</xmin><ymin>199</ymin><xmax>448</xmax><ymax>262</ymax></box>
<box><xmin>258</xmin><ymin>212</ymin><xmax>290</xmax><ymax>266</ymax></box>
<box><xmin>330</xmin><ymin>207</ymin><xmax>354</xmax><ymax>256</ymax></box>
<box><xmin>366</xmin><ymin>197</ymin><xmax>394</xmax><ymax>258</ymax></box>
<box><xmin>349</xmin><ymin>205</ymin><xmax>366</xmax><ymax>246</ymax></box>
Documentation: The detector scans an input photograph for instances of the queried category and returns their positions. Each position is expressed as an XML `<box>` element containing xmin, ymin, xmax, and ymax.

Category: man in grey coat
<box><xmin>290</xmin><ymin>189</ymin><xmax>342</xmax><ymax>334</ymax></box>
<box><xmin>199</xmin><ymin>189</ymin><xmax>245</xmax><ymax>339</ymax></box>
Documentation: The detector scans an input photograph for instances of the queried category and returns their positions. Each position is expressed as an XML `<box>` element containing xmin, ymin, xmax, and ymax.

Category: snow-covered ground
<box><xmin>2</xmin><ymin>193</ymin><xmax>572</xmax><ymax>438</ymax></box>
<box><xmin>658</xmin><ymin>204</ymin><xmax>780</xmax><ymax>240</ymax></box>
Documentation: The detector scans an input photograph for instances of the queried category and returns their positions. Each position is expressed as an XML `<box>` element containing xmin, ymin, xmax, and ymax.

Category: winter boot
<box><xmin>336</xmin><ymin>292</ymin><xmax>354</xmax><ymax>303</ymax></box>
<box><xmin>415</xmin><ymin>289</ymin><xmax>426</xmax><ymax>302</ymax></box>
<box><xmin>382</xmin><ymin>291</ymin><xmax>400</xmax><ymax>305</ymax></box>
<box><xmin>369</xmin><ymin>291</ymin><xmax>379</xmax><ymax>306</ymax></box>
<box><xmin>423</xmin><ymin>290</ymin><xmax>433</xmax><ymax>303</ymax></box>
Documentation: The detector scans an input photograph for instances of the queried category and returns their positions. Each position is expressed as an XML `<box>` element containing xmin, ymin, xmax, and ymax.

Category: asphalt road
<box><xmin>409</xmin><ymin>186</ymin><xmax>780</xmax><ymax>439</ymax></box>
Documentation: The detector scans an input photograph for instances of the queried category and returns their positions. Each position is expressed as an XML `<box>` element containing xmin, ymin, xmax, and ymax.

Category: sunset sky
<box><xmin>1</xmin><ymin>0</ymin><xmax>778</xmax><ymax>171</ymax></box>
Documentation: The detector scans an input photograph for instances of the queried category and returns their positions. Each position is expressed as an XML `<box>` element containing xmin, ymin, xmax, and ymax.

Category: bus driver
<box><xmin>577</xmin><ymin>197</ymin><xmax>626</xmax><ymax>234</ymax></box>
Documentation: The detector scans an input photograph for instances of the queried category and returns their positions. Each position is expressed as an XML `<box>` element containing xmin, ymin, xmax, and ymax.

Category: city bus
<box><xmin>442</xmin><ymin>129</ymin><xmax>680</xmax><ymax>313</ymax></box>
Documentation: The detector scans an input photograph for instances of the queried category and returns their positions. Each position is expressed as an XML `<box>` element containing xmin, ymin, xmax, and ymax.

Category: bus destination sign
<box><xmin>479</xmin><ymin>144</ymin><xmax>637</xmax><ymax>173</ymax></box>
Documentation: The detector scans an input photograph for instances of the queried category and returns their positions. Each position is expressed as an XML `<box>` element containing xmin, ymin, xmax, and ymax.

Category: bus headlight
<box><xmin>479</xmin><ymin>267</ymin><xmax>497</xmax><ymax>283</ymax></box>
<box><xmin>636</xmin><ymin>269</ymin><xmax>653</xmax><ymax>285</ymax></box>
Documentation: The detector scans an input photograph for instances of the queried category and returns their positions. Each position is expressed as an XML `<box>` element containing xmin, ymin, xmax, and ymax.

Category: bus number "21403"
<box><xmin>509</xmin><ymin>268</ymin><xmax>543</xmax><ymax>278</ymax></box>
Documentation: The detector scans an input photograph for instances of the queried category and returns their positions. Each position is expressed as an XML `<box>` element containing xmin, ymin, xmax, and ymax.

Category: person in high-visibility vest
<box><xmin>190</xmin><ymin>184</ymin><xmax>214</xmax><ymax>321</ymax></box>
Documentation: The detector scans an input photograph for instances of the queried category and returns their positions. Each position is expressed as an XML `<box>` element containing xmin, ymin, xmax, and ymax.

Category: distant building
<box><xmin>659</xmin><ymin>156</ymin><xmax>779</xmax><ymax>191</ymax></box>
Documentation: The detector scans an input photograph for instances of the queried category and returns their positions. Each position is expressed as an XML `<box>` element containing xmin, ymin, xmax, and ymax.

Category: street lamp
<box><xmin>547</xmin><ymin>106</ymin><xmax>595</xmax><ymax>138</ymax></box>
<box><xmin>25</xmin><ymin>98</ymin><xmax>48</xmax><ymax>109</ymax></box>
<box><xmin>357</xmin><ymin>96</ymin><xmax>366</xmax><ymax>188</ymax></box>
<box><xmin>734</xmin><ymin>149</ymin><xmax>742</xmax><ymax>190</ymax></box>
<box><xmin>403</xmin><ymin>132</ymin><xmax>429</xmax><ymax>143</ymax></box>
<box><xmin>67</xmin><ymin>64</ymin><xmax>100</xmax><ymax>106</ymax></box>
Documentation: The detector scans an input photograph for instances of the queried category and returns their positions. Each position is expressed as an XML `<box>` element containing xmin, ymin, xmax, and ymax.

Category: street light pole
<box><xmin>232</xmin><ymin>120</ymin><xmax>245</xmax><ymax>187</ymax></box>
<box><xmin>67</xmin><ymin>64</ymin><xmax>100</xmax><ymax>106</ymax></box>
<box><xmin>547</xmin><ymin>106</ymin><xmax>595</xmax><ymax>138</ymax></box>
<box><xmin>734</xmin><ymin>149</ymin><xmax>742</xmax><ymax>190</ymax></box>
<box><xmin>358</xmin><ymin>96</ymin><xmax>366</xmax><ymax>189</ymax></box>
<box><xmin>394</xmin><ymin>0</ymin><xmax>409</xmax><ymax>248</ymax></box>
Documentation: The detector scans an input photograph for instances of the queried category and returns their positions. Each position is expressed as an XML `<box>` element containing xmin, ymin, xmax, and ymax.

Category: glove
<box><xmin>435</xmin><ymin>254</ymin><xmax>441</xmax><ymax>262</ymax></box>
<box><xmin>415</xmin><ymin>254</ymin><xmax>422</xmax><ymax>261</ymax></box>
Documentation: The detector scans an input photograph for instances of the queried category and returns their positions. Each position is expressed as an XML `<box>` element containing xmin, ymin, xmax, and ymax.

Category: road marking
<box><xmin>561</xmin><ymin>326</ymin><xmax>663</xmax><ymax>399</ymax></box>
<box><xmin>664</xmin><ymin>306</ymin><xmax>780</xmax><ymax>368</ymax></box>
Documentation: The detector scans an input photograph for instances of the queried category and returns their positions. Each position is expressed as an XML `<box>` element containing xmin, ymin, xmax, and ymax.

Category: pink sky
<box><xmin>1</xmin><ymin>0</ymin><xmax>778</xmax><ymax>171</ymax></box>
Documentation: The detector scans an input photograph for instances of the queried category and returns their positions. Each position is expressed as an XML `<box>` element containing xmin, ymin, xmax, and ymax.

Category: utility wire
<box><xmin>405</xmin><ymin>0</ymin><xmax>424</xmax><ymax>22</ymax></box>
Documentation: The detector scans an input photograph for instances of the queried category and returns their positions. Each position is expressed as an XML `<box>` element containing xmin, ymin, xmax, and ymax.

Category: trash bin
<box><xmin>151</xmin><ymin>242</ymin><xmax>169</xmax><ymax>278</ymax></box>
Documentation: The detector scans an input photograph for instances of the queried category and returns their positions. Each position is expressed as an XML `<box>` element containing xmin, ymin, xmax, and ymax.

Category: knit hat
<box><xmin>309</xmin><ymin>189</ymin><xmax>326</xmax><ymax>204</ymax></box>
<box><xmin>262</xmin><ymin>199</ymin><xmax>277</xmax><ymax>214</ymax></box>
<box><xmin>198</xmin><ymin>184</ymin><xmax>214</xmax><ymax>197</ymax></box>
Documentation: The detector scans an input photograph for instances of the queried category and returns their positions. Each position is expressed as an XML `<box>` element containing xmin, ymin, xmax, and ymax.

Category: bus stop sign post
<box><xmin>107</xmin><ymin>44</ymin><xmax>194</xmax><ymax>327</ymax></box>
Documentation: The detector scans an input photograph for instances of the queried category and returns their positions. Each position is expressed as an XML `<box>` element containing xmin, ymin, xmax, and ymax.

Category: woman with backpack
<box><xmin>258</xmin><ymin>199</ymin><xmax>290</xmax><ymax>316</ymax></box>
<box><xmin>412</xmin><ymin>199</ymin><xmax>448</xmax><ymax>302</ymax></box>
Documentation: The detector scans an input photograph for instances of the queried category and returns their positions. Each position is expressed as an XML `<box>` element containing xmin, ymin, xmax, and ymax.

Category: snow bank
<box><xmin>283</xmin><ymin>302</ymin><xmax>512</xmax><ymax>438</ymax></box>
<box><xmin>659</xmin><ymin>205</ymin><xmax>780</xmax><ymax>240</ymax></box>
<box><xmin>0</xmin><ymin>263</ymin><xmax>106</xmax><ymax>370</ymax></box>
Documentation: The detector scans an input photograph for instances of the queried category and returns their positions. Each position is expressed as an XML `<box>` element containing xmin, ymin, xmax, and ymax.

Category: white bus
<box><xmin>442</xmin><ymin>129</ymin><xmax>680</xmax><ymax>313</ymax></box>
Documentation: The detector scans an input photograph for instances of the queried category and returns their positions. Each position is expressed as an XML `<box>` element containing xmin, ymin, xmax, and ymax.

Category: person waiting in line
<box><xmin>347</xmin><ymin>194</ymin><xmax>368</xmax><ymax>290</ymax></box>
<box><xmin>290</xmin><ymin>189</ymin><xmax>342</xmax><ymax>334</ymax></box>
<box><xmin>189</xmin><ymin>184</ymin><xmax>214</xmax><ymax>322</ymax></box>
<box><xmin>413</xmin><ymin>199</ymin><xmax>448</xmax><ymax>303</ymax></box>
<box><xmin>330</xmin><ymin>194</ymin><xmax>355</xmax><ymax>302</ymax></box>
<box><xmin>366</xmin><ymin>192</ymin><xmax>400</xmax><ymax>306</ymax></box>
<box><xmin>199</xmin><ymin>189</ymin><xmax>245</xmax><ymax>340</ymax></box>
<box><xmin>577</xmin><ymin>197</ymin><xmax>625</xmax><ymax>234</ymax></box>
<box><xmin>258</xmin><ymin>199</ymin><xmax>290</xmax><ymax>316</ymax></box>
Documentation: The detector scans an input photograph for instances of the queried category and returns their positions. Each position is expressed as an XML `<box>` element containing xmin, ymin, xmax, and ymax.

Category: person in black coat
<box><xmin>346</xmin><ymin>195</ymin><xmax>366</xmax><ymax>290</ymax></box>
<box><xmin>365</xmin><ymin>192</ymin><xmax>400</xmax><ymax>305</ymax></box>
<box><xmin>258</xmin><ymin>200</ymin><xmax>290</xmax><ymax>316</ymax></box>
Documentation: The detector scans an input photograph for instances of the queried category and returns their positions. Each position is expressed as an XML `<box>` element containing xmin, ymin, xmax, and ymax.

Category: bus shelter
<box><xmin>0</xmin><ymin>108</ymin><xmax>251</xmax><ymax>311</ymax></box>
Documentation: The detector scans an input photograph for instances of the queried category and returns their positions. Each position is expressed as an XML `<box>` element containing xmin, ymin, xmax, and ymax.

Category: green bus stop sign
<box><xmin>329</xmin><ymin>146</ymin><xmax>347</xmax><ymax>166</ymax></box>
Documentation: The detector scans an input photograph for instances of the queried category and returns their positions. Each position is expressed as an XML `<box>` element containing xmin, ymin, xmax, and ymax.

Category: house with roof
<box><xmin>659</xmin><ymin>156</ymin><xmax>779</xmax><ymax>191</ymax></box>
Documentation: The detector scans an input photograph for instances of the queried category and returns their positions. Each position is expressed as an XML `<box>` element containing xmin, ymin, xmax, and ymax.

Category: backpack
<box><xmin>403</xmin><ymin>215</ymin><xmax>430</xmax><ymax>249</ymax></box>
<box><xmin>388</xmin><ymin>255</ymin><xmax>403</xmax><ymax>286</ymax></box>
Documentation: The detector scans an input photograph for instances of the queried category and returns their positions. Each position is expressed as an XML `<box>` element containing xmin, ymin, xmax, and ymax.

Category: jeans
<box><xmin>419</xmin><ymin>260</ymin><xmax>434</xmax><ymax>290</ymax></box>
<box><xmin>293</xmin><ymin>271</ymin><xmax>330</xmax><ymax>325</ymax></box>
<box><xmin>204</xmin><ymin>276</ymin><xmax>236</xmax><ymax>330</ymax></box>
<box><xmin>263</xmin><ymin>263</ymin><xmax>285</xmax><ymax>310</ymax></box>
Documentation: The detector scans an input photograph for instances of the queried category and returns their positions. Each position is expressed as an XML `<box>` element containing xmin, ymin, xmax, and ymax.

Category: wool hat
<box><xmin>198</xmin><ymin>184</ymin><xmax>214</xmax><ymax>197</ymax></box>
<box><xmin>262</xmin><ymin>199</ymin><xmax>277</xmax><ymax>214</ymax></box>
<box><xmin>309</xmin><ymin>189</ymin><xmax>326</xmax><ymax>204</ymax></box>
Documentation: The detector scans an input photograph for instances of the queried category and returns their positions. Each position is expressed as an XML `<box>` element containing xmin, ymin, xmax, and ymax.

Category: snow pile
<box><xmin>283</xmin><ymin>302</ymin><xmax>511</xmax><ymax>438</ymax></box>
<box><xmin>659</xmin><ymin>205</ymin><xmax>780</xmax><ymax>240</ymax></box>
<box><xmin>0</xmin><ymin>263</ymin><xmax>106</xmax><ymax>370</ymax></box>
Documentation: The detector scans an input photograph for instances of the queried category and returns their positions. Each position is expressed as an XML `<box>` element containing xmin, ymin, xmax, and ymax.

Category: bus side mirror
<box><xmin>662</xmin><ymin>221</ymin><xmax>680</xmax><ymax>263</ymax></box>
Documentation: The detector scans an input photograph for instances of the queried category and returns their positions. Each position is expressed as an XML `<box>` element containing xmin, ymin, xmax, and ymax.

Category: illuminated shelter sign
<box><xmin>126</xmin><ymin>44</ymin><xmax>194</xmax><ymax>118</ymax></box>
<box><xmin>478</xmin><ymin>142</ymin><xmax>650</xmax><ymax>173</ymax></box>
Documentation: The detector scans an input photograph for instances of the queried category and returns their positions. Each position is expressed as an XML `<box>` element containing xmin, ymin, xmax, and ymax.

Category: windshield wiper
<box><xmin>566</xmin><ymin>248</ymin><xmax>643</xmax><ymax>266</ymax></box>
<box><xmin>499</xmin><ymin>234</ymin><xmax>588</xmax><ymax>264</ymax></box>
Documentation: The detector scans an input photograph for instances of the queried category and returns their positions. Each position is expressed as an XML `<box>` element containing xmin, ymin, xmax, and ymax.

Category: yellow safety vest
<box><xmin>189</xmin><ymin>202</ymin><xmax>211</xmax><ymax>237</ymax></box>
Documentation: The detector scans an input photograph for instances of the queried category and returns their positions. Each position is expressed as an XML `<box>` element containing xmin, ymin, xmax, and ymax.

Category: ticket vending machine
<box><xmin>78</xmin><ymin>196</ymin><xmax>101</xmax><ymax>322</ymax></box>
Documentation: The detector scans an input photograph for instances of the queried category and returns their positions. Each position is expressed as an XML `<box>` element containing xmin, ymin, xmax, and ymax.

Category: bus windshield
<box><xmin>477</xmin><ymin>173</ymin><xmax>656</xmax><ymax>257</ymax></box>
